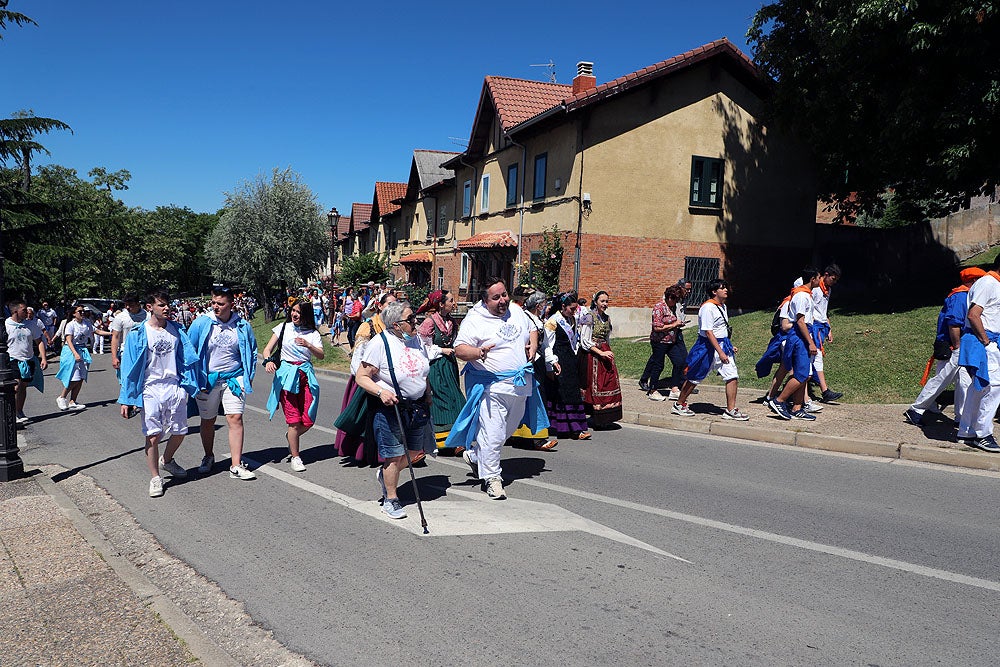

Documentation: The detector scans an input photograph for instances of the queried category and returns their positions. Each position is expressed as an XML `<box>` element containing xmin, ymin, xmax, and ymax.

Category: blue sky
<box><xmin>5</xmin><ymin>1</ymin><xmax>763</xmax><ymax>214</ymax></box>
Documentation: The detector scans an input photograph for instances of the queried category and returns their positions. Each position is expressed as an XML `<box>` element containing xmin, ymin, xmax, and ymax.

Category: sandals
<box><xmin>573</xmin><ymin>432</ymin><xmax>592</xmax><ymax>440</ymax></box>
<box><xmin>533</xmin><ymin>439</ymin><xmax>558</xmax><ymax>451</ymax></box>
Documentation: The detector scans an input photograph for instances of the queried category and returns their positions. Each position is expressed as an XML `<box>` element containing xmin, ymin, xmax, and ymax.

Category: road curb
<box><xmin>31</xmin><ymin>454</ymin><xmax>241</xmax><ymax>667</ymax></box>
<box><xmin>623</xmin><ymin>411</ymin><xmax>1000</xmax><ymax>473</ymax></box>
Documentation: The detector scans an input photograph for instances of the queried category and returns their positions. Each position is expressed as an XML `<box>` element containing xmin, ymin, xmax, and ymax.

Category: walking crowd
<box><xmin>7</xmin><ymin>254</ymin><xmax>1000</xmax><ymax>512</ymax></box>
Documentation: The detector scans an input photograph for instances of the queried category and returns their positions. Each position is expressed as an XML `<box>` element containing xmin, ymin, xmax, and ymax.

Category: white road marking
<box><xmin>246</xmin><ymin>405</ymin><xmax>999</xmax><ymax>591</ymax></box>
<box><xmin>432</xmin><ymin>458</ymin><xmax>1000</xmax><ymax>593</ymax></box>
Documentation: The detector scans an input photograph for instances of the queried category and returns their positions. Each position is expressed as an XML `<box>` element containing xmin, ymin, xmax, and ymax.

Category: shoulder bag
<box><xmin>264</xmin><ymin>322</ymin><xmax>287</xmax><ymax>368</ymax></box>
<box><xmin>333</xmin><ymin>332</ymin><xmax>396</xmax><ymax>436</ymax></box>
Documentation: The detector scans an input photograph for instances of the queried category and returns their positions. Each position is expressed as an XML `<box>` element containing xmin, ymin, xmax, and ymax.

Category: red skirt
<box><xmin>580</xmin><ymin>341</ymin><xmax>623</xmax><ymax>427</ymax></box>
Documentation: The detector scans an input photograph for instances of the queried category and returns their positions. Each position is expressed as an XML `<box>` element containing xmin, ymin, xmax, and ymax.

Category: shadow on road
<box><xmin>50</xmin><ymin>446</ymin><xmax>145</xmax><ymax>483</ymax></box>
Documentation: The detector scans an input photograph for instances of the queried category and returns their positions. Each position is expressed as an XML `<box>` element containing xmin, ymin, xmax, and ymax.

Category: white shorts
<box><xmin>688</xmin><ymin>353</ymin><xmax>739</xmax><ymax>385</ymax></box>
<box><xmin>141</xmin><ymin>383</ymin><xmax>189</xmax><ymax>437</ymax></box>
<box><xmin>195</xmin><ymin>377</ymin><xmax>246</xmax><ymax>419</ymax></box>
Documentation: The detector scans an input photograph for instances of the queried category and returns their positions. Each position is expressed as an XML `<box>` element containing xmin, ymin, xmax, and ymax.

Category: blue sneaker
<box><xmin>771</xmin><ymin>400</ymin><xmax>793</xmax><ymax>421</ymax></box>
<box><xmin>382</xmin><ymin>497</ymin><xmax>407</xmax><ymax>519</ymax></box>
<box><xmin>903</xmin><ymin>408</ymin><xmax>923</xmax><ymax>426</ymax></box>
<box><xmin>969</xmin><ymin>435</ymin><xmax>1000</xmax><ymax>453</ymax></box>
<box><xmin>791</xmin><ymin>409</ymin><xmax>817</xmax><ymax>421</ymax></box>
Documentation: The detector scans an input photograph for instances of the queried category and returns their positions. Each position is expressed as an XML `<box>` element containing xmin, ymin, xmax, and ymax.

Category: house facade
<box><xmin>346</xmin><ymin>39</ymin><xmax>817</xmax><ymax>335</ymax></box>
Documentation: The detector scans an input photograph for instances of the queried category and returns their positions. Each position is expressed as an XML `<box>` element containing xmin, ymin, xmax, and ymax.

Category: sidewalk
<box><xmin>619</xmin><ymin>381</ymin><xmax>1000</xmax><ymax>472</ymax></box>
<box><xmin>0</xmin><ymin>450</ymin><xmax>315</xmax><ymax>667</ymax></box>
<box><xmin>0</xmin><ymin>474</ymin><xmax>197</xmax><ymax>666</ymax></box>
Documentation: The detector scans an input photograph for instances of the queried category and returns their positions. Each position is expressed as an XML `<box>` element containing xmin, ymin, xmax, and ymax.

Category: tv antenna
<box><xmin>448</xmin><ymin>136</ymin><xmax>469</xmax><ymax>148</ymax></box>
<box><xmin>530</xmin><ymin>60</ymin><xmax>556</xmax><ymax>83</ymax></box>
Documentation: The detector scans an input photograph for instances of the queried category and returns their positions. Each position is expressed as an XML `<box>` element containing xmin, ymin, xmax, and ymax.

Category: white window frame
<box><xmin>460</xmin><ymin>253</ymin><xmax>469</xmax><ymax>288</ymax></box>
<box><xmin>437</xmin><ymin>266</ymin><xmax>445</xmax><ymax>290</ymax></box>
<box><xmin>480</xmin><ymin>174</ymin><xmax>490</xmax><ymax>213</ymax></box>
<box><xmin>463</xmin><ymin>179</ymin><xmax>472</xmax><ymax>217</ymax></box>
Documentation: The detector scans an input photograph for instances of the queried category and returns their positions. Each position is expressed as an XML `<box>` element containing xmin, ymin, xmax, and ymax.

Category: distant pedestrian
<box><xmin>6</xmin><ymin>298</ymin><xmax>48</xmax><ymax>426</ymax></box>
<box><xmin>56</xmin><ymin>305</ymin><xmax>104</xmax><ymax>411</ymax></box>
<box><xmin>416</xmin><ymin>289</ymin><xmax>466</xmax><ymax>452</ymax></box>
<box><xmin>111</xmin><ymin>295</ymin><xmax>148</xmax><ymax>381</ymax></box>
<box><xmin>639</xmin><ymin>285</ymin><xmax>687</xmax><ymax>401</ymax></box>
<box><xmin>37</xmin><ymin>300</ymin><xmax>58</xmax><ymax>352</ymax></box>
<box><xmin>672</xmin><ymin>279</ymin><xmax>749</xmax><ymax>421</ymax></box>
<box><xmin>765</xmin><ymin>269</ymin><xmax>821</xmax><ymax>421</ymax></box>
<box><xmin>117</xmin><ymin>290</ymin><xmax>200</xmax><ymax>498</ymax></box>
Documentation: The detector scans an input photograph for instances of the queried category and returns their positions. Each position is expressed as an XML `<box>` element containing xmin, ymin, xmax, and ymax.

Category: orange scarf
<box><xmin>778</xmin><ymin>285</ymin><xmax>813</xmax><ymax>308</ymax></box>
<box><xmin>818</xmin><ymin>277</ymin><xmax>830</xmax><ymax>296</ymax></box>
<box><xmin>946</xmin><ymin>284</ymin><xmax>970</xmax><ymax>299</ymax></box>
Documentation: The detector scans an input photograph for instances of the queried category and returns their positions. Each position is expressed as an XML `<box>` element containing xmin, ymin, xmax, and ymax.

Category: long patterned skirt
<box><xmin>334</xmin><ymin>375</ymin><xmax>379</xmax><ymax>466</ymax></box>
<box><xmin>427</xmin><ymin>355</ymin><xmax>465</xmax><ymax>450</ymax></box>
<box><xmin>580</xmin><ymin>341</ymin><xmax>623</xmax><ymax>427</ymax></box>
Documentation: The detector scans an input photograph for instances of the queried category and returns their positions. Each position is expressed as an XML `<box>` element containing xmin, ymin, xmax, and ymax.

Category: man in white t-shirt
<box><xmin>6</xmin><ymin>298</ymin><xmax>48</xmax><ymax>426</ymax></box>
<box><xmin>768</xmin><ymin>268</ymin><xmax>821</xmax><ymax>421</ymax></box>
<box><xmin>111</xmin><ymin>294</ymin><xmax>148</xmax><ymax>378</ymax></box>
<box><xmin>37</xmin><ymin>301</ymin><xmax>58</xmax><ymax>352</ymax></box>
<box><xmin>672</xmin><ymin>279</ymin><xmax>748</xmax><ymax>420</ymax></box>
<box><xmin>118</xmin><ymin>290</ymin><xmax>199</xmax><ymax>498</ymax></box>
<box><xmin>957</xmin><ymin>261</ymin><xmax>1000</xmax><ymax>452</ymax></box>
<box><xmin>449</xmin><ymin>277</ymin><xmax>538</xmax><ymax>500</ymax></box>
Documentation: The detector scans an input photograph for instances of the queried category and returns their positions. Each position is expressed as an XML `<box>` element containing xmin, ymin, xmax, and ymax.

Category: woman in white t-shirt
<box><xmin>262</xmin><ymin>300</ymin><xmax>325</xmax><ymax>473</ymax></box>
<box><xmin>55</xmin><ymin>306</ymin><xmax>107</xmax><ymax>410</ymax></box>
<box><xmin>354</xmin><ymin>300</ymin><xmax>432</xmax><ymax>520</ymax></box>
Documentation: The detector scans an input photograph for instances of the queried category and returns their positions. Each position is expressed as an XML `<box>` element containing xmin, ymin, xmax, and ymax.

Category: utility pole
<box><xmin>0</xmin><ymin>214</ymin><xmax>26</xmax><ymax>481</ymax></box>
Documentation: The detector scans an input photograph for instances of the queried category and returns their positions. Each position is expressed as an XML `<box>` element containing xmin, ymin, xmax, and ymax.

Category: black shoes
<box><xmin>820</xmin><ymin>389</ymin><xmax>843</xmax><ymax>403</ymax></box>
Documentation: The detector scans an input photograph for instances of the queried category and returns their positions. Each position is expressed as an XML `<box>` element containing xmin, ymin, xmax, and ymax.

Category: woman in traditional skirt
<box><xmin>335</xmin><ymin>292</ymin><xmax>403</xmax><ymax>465</ymax></box>
<box><xmin>416</xmin><ymin>289</ymin><xmax>466</xmax><ymax>455</ymax></box>
<box><xmin>578</xmin><ymin>290</ymin><xmax>623</xmax><ymax>428</ymax></box>
<box><xmin>543</xmin><ymin>292</ymin><xmax>592</xmax><ymax>440</ymax></box>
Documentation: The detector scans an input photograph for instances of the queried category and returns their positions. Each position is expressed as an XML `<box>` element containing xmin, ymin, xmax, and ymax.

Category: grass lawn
<box><xmin>610</xmin><ymin>306</ymin><xmax>941</xmax><ymax>404</ymax></box>
<box><xmin>248</xmin><ymin>311</ymin><xmax>351</xmax><ymax>374</ymax></box>
<box><xmin>961</xmin><ymin>245</ymin><xmax>1000</xmax><ymax>268</ymax></box>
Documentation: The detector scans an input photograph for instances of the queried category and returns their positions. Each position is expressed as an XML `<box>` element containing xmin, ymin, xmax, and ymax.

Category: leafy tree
<box><xmin>0</xmin><ymin>3</ymin><xmax>35</xmax><ymax>38</ymax></box>
<box><xmin>527</xmin><ymin>224</ymin><xmax>563</xmax><ymax>296</ymax></box>
<box><xmin>336</xmin><ymin>251</ymin><xmax>392</xmax><ymax>288</ymax></box>
<box><xmin>206</xmin><ymin>167</ymin><xmax>328</xmax><ymax>320</ymax></box>
<box><xmin>0</xmin><ymin>110</ymin><xmax>72</xmax><ymax>192</ymax></box>
<box><xmin>748</xmin><ymin>1</ymin><xmax>999</xmax><ymax>222</ymax></box>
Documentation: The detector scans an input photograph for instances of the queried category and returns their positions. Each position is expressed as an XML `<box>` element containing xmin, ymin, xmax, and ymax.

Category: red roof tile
<box><xmin>350</xmin><ymin>203</ymin><xmax>372</xmax><ymax>232</ymax></box>
<box><xmin>457</xmin><ymin>231</ymin><xmax>518</xmax><ymax>250</ymax></box>
<box><xmin>485</xmin><ymin>76</ymin><xmax>572</xmax><ymax>130</ymax></box>
<box><xmin>375</xmin><ymin>181</ymin><xmax>407</xmax><ymax>217</ymax></box>
<box><xmin>563</xmin><ymin>38</ymin><xmax>759</xmax><ymax>112</ymax></box>
<box><xmin>399</xmin><ymin>251</ymin><xmax>433</xmax><ymax>264</ymax></box>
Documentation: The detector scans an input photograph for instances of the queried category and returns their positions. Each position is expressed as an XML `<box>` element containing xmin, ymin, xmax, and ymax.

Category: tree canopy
<box><xmin>206</xmin><ymin>168</ymin><xmax>328</xmax><ymax>317</ymax></box>
<box><xmin>748</xmin><ymin>1</ymin><xmax>999</xmax><ymax>221</ymax></box>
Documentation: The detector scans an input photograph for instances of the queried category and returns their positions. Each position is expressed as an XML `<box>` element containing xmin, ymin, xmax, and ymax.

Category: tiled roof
<box><xmin>485</xmin><ymin>76</ymin><xmax>572</xmax><ymax>130</ymax></box>
<box><xmin>563</xmin><ymin>38</ymin><xmax>759</xmax><ymax>112</ymax></box>
<box><xmin>375</xmin><ymin>182</ymin><xmax>407</xmax><ymax>217</ymax></box>
<box><xmin>350</xmin><ymin>203</ymin><xmax>372</xmax><ymax>232</ymax></box>
<box><xmin>330</xmin><ymin>215</ymin><xmax>351</xmax><ymax>241</ymax></box>
<box><xmin>457</xmin><ymin>231</ymin><xmax>518</xmax><ymax>250</ymax></box>
<box><xmin>399</xmin><ymin>251</ymin><xmax>433</xmax><ymax>264</ymax></box>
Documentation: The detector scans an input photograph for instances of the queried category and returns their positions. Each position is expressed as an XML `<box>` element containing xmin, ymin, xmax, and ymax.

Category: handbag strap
<box><xmin>378</xmin><ymin>331</ymin><xmax>404</xmax><ymax>397</ymax></box>
<box><xmin>273</xmin><ymin>322</ymin><xmax>287</xmax><ymax>356</ymax></box>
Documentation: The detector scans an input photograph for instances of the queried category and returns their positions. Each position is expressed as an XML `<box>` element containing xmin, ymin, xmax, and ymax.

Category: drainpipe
<box><xmin>573</xmin><ymin>124</ymin><xmax>585</xmax><ymax>292</ymax></box>
<box><xmin>426</xmin><ymin>193</ymin><xmax>437</xmax><ymax>288</ymax></box>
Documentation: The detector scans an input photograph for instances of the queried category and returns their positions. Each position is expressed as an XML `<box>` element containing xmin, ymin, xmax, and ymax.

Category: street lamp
<box><xmin>0</xmin><ymin>208</ymin><xmax>25</xmax><ymax>481</ymax></box>
<box><xmin>327</xmin><ymin>207</ymin><xmax>340</xmax><ymax>279</ymax></box>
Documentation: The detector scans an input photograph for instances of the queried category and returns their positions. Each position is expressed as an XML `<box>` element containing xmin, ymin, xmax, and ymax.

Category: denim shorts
<box><xmin>372</xmin><ymin>401</ymin><xmax>431</xmax><ymax>459</ymax></box>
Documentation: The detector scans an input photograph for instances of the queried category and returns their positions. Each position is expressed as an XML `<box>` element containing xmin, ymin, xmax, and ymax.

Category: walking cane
<box><xmin>392</xmin><ymin>402</ymin><xmax>430</xmax><ymax>534</ymax></box>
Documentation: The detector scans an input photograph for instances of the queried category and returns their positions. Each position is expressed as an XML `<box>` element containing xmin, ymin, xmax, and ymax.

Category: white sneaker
<box><xmin>290</xmin><ymin>456</ymin><xmax>306</xmax><ymax>472</ymax></box>
<box><xmin>15</xmin><ymin>413</ymin><xmax>29</xmax><ymax>426</ymax></box>
<box><xmin>382</xmin><ymin>497</ymin><xmax>407</xmax><ymax>519</ymax></box>
<box><xmin>56</xmin><ymin>396</ymin><xmax>69</xmax><ymax>411</ymax></box>
<box><xmin>229</xmin><ymin>463</ymin><xmax>256</xmax><ymax>480</ymax></box>
<box><xmin>197</xmin><ymin>455</ymin><xmax>215</xmax><ymax>474</ymax></box>
<box><xmin>804</xmin><ymin>400</ymin><xmax>824</xmax><ymax>413</ymax></box>
<box><xmin>462</xmin><ymin>449</ymin><xmax>479</xmax><ymax>479</ymax></box>
<box><xmin>67</xmin><ymin>402</ymin><xmax>86</xmax><ymax>411</ymax></box>
<box><xmin>667</xmin><ymin>389</ymin><xmax>681</xmax><ymax>401</ymax></box>
<box><xmin>159</xmin><ymin>456</ymin><xmax>188</xmax><ymax>478</ymax></box>
<box><xmin>486</xmin><ymin>477</ymin><xmax>507</xmax><ymax>500</ymax></box>
<box><xmin>648</xmin><ymin>392</ymin><xmax>667</xmax><ymax>402</ymax></box>
<box><xmin>149</xmin><ymin>476</ymin><xmax>164</xmax><ymax>497</ymax></box>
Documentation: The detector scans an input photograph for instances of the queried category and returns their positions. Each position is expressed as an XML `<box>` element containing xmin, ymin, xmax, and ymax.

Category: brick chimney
<box><xmin>572</xmin><ymin>61</ymin><xmax>596</xmax><ymax>95</ymax></box>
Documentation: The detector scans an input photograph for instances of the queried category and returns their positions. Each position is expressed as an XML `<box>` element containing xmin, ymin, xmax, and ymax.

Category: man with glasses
<box><xmin>188</xmin><ymin>287</ymin><xmax>259</xmax><ymax>480</ymax></box>
<box><xmin>6</xmin><ymin>299</ymin><xmax>48</xmax><ymax>426</ymax></box>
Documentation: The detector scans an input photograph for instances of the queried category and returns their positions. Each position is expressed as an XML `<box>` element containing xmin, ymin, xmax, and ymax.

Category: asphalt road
<box><xmin>18</xmin><ymin>353</ymin><xmax>1000</xmax><ymax>666</ymax></box>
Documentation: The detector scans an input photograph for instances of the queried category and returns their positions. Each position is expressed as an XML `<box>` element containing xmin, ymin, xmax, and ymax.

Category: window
<box><xmin>533</xmin><ymin>153</ymin><xmax>547</xmax><ymax>201</ymax></box>
<box><xmin>684</xmin><ymin>256</ymin><xmax>720</xmax><ymax>304</ymax></box>
<box><xmin>480</xmin><ymin>174</ymin><xmax>490</xmax><ymax>213</ymax></box>
<box><xmin>506</xmin><ymin>163</ymin><xmax>518</xmax><ymax>207</ymax></box>
<box><xmin>437</xmin><ymin>266</ymin><xmax>445</xmax><ymax>290</ymax></box>
<box><xmin>463</xmin><ymin>179</ymin><xmax>472</xmax><ymax>217</ymax></box>
<box><xmin>690</xmin><ymin>156</ymin><xmax>723</xmax><ymax>208</ymax></box>
<box><xmin>460</xmin><ymin>253</ymin><xmax>469</xmax><ymax>288</ymax></box>
<box><xmin>436</xmin><ymin>203</ymin><xmax>448</xmax><ymax>238</ymax></box>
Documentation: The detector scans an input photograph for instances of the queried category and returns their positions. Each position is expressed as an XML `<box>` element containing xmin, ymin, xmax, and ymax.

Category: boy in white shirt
<box><xmin>6</xmin><ymin>299</ymin><xmax>48</xmax><ymax>425</ymax></box>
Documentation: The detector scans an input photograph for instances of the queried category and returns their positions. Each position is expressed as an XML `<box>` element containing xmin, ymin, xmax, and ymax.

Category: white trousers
<box><xmin>93</xmin><ymin>335</ymin><xmax>104</xmax><ymax>354</ymax></box>
<box><xmin>472</xmin><ymin>389</ymin><xmax>527</xmax><ymax>481</ymax></box>
<box><xmin>910</xmin><ymin>355</ymin><xmax>967</xmax><ymax>421</ymax></box>
<box><xmin>812</xmin><ymin>347</ymin><xmax>824</xmax><ymax>373</ymax></box>
<box><xmin>958</xmin><ymin>344</ymin><xmax>1000</xmax><ymax>438</ymax></box>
